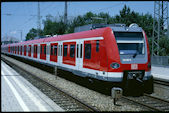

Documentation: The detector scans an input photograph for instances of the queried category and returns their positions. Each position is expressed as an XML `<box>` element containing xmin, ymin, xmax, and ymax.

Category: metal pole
<box><xmin>167</xmin><ymin>2</ymin><xmax>169</xmax><ymax>39</ymax></box>
<box><xmin>54</xmin><ymin>66</ymin><xmax>57</xmax><ymax>79</ymax></box>
<box><xmin>64</xmin><ymin>1</ymin><xmax>67</xmax><ymax>25</ymax></box>
<box><xmin>21</xmin><ymin>30</ymin><xmax>22</xmax><ymax>42</ymax></box>
<box><xmin>152</xmin><ymin>2</ymin><xmax>155</xmax><ymax>56</ymax></box>
<box><xmin>37</xmin><ymin>1</ymin><xmax>41</xmax><ymax>38</ymax></box>
<box><xmin>157</xmin><ymin>1</ymin><xmax>160</xmax><ymax>56</ymax></box>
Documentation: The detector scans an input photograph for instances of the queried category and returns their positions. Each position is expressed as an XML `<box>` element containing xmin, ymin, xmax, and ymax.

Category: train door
<box><xmin>28</xmin><ymin>45</ymin><xmax>31</xmax><ymax>57</ymax></box>
<box><xmin>20</xmin><ymin>46</ymin><xmax>22</xmax><ymax>55</ymax></box>
<box><xmin>76</xmin><ymin>40</ymin><xmax>83</xmax><ymax>71</ymax></box>
<box><xmin>40</xmin><ymin>44</ymin><xmax>46</xmax><ymax>60</ymax></box>
<box><xmin>33</xmin><ymin>45</ymin><xmax>38</xmax><ymax>58</ymax></box>
<box><xmin>50</xmin><ymin>43</ymin><xmax>58</xmax><ymax>62</ymax></box>
<box><xmin>58</xmin><ymin>41</ymin><xmax>63</xmax><ymax>65</ymax></box>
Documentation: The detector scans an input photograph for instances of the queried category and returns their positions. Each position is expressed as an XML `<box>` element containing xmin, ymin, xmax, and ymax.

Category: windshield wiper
<box><xmin>133</xmin><ymin>52</ymin><xmax>137</xmax><ymax>58</ymax></box>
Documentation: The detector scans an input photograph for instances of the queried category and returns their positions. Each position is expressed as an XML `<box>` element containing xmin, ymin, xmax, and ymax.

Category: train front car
<box><xmin>105</xmin><ymin>24</ymin><xmax>153</xmax><ymax>96</ymax></box>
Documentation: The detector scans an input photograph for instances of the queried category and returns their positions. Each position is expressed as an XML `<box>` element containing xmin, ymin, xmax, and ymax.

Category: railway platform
<box><xmin>1</xmin><ymin>60</ymin><xmax>64</xmax><ymax>112</ymax></box>
<box><xmin>152</xmin><ymin>65</ymin><xmax>169</xmax><ymax>81</ymax></box>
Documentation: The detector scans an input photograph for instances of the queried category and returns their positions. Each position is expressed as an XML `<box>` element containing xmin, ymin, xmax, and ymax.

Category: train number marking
<box><xmin>131</xmin><ymin>64</ymin><xmax>138</xmax><ymax>70</ymax></box>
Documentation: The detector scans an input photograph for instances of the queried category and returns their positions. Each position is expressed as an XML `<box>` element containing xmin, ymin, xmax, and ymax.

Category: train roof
<box><xmin>4</xmin><ymin>27</ymin><xmax>109</xmax><ymax>47</ymax></box>
<box><xmin>2</xmin><ymin>23</ymin><xmax>143</xmax><ymax>47</ymax></box>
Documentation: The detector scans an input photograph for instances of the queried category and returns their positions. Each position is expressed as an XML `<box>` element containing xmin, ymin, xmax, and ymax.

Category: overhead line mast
<box><xmin>37</xmin><ymin>1</ymin><xmax>41</xmax><ymax>38</ymax></box>
<box><xmin>64</xmin><ymin>1</ymin><xmax>68</xmax><ymax>25</ymax></box>
<box><xmin>152</xmin><ymin>1</ymin><xmax>168</xmax><ymax>56</ymax></box>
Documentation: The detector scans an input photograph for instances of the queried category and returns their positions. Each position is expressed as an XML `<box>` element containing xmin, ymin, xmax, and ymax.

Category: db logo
<box><xmin>131</xmin><ymin>64</ymin><xmax>138</xmax><ymax>70</ymax></box>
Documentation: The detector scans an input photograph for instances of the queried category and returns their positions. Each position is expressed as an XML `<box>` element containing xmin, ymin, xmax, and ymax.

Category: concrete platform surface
<box><xmin>1</xmin><ymin>61</ymin><xmax>64</xmax><ymax>112</ymax></box>
<box><xmin>152</xmin><ymin>65</ymin><xmax>169</xmax><ymax>81</ymax></box>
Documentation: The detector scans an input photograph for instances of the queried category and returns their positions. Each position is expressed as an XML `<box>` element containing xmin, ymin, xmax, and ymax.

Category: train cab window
<box><xmin>96</xmin><ymin>40</ymin><xmax>99</xmax><ymax>52</ymax></box>
<box><xmin>44</xmin><ymin>45</ymin><xmax>46</xmax><ymax>54</ymax></box>
<box><xmin>85</xmin><ymin>43</ymin><xmax>91</xmax><ymax>59</ymax></box>
<box><xmin>63</xmin><ymin>45</ymin><xmax>68</xmax><ymax>57</ymax></box>
<box><xmin>70</xmin><ymin>44</ymin><xmax>75</xmax><ymax>58</ymax></box>
<box><xmin>54</xmin><ymin>45</ymin><xmax>57</xmax><ymax>56</ymax></box>
<box><xmin>50</xmin><ymin>45</ymin><xmax>53</xmax><ymax>55</ymax></box>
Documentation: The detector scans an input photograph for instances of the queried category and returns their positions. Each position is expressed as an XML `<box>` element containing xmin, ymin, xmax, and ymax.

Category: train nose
<box><xmin>123</xmin><ymin>71</ymin><xmax>145</xmax><ymax>96</ymax></box>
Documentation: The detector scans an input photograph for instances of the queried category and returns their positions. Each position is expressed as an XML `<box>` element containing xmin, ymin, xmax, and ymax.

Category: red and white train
<box><xmin>1</xmin><ymin>23</ymin><xmax>153</xmax><ymax>95</ymax></box>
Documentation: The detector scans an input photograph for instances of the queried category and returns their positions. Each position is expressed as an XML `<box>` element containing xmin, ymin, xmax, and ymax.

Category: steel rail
<box><xmin>122</xmin><ymin>94</ymin><xmax>169</xmax><ymax>111</ymax></box>
<box><xmin>154</xmin><ymin>78</ymin><xmax>169</xmax><ymax>87</ymax></box>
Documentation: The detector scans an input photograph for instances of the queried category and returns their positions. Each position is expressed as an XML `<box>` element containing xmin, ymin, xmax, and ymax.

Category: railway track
<box><xmin>122</xmin><ymin>94</ymin><xmax>169</xmax><ymax>111</ymax></box>
<box><xmin>1</xmin><ymin>57</ymin><xmax>99</xmax><ymax>112</ymax></box>
<box><xmin>154</xmin><ymin>78</ymin><xmax>169</xmax><ymax>87</ymax></box>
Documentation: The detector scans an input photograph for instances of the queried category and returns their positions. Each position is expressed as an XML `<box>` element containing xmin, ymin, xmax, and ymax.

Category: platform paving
<box><xmin>1</xmin><ymin>61</ymin><xmax>64</xmax><ymax>112</ymax></box>
<box><xmin>152</xmin><ymin>65</ymin><xmax>169</xmax><ymax>81</ymax></box>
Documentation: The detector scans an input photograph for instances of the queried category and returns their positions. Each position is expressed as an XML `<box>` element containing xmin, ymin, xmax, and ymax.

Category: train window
<box><xmin>54</xmin><ymin>45</ymin><xmax>57</xmax><ymax>56</ymax></box>
<box><xmin>24</xmin><ymin>46</ymin><xmax>26</xmax><ymax>53</ymax></box>
<box><xmin>34</xmin><ymin>46</ymin><xmax>35</xmax><ymax>53</ymax></box>
<box><xmin>85</xmin><ymin>43</ymin><xmax>91</xmax><ymax>59</ymax></box>
<box><xmin>61</xmin><ymin>45</ymin><xmax>62</xmax><ymax>56</ymax></box>
<box><xmin>114</xmin><ymin>32</ymin><xmax>143</xmax><ymax>39</ymax></box>
<box><xmin>50</xmin><ymin>45</ymin><xmax>53</xmax><ymax>55</ymax></box>
<box><xmin>23</xmin><ymin>46</ymin><xmax>24</xmax><ymax>53</ymax></box>
<box><xmin>21</xmin><ymin>46</ymin><xmax>22</xmax><ymax>53</ymax></box>
<box><xmin>70</xmin><ymin>44</ymin><xmax>75</xmax><ymax>58</ymax></box>
<box><xmin>29</xmin><ymin>46</ymin><xmax>31</xmax><ymax>54</ymax></box>
<box><xmin>44</xmin><ymin>45</ymin><xmax>46</xmax><ymax>54</ymax></box>
<box><xmin>77</xmin><ymin>44</ymin><xmax>79</xmax><ymax>58</ymax></box>
<box><xmin>96</xmin><ymin>40</ymin><xmax>99</xmax><ymax>52</ymax></box>
<box><xmin>35</xmin><ymin>46</ymin><xmax>37</xmax><ymax>54</ymax></box>
<box><xmin>36</xmin><ymin>46</ymin><xmax>37</xmax><ymax>54</ymax></box>
<box><xmin>58</xmin><ymin>45</ymin><xmax>60</xmax><ymax>56</ymax></box>
<box><xmin>80</xmin><ymin>44</ymin><xmax>82</xmax><ymax>58</ymax></box>
<box><xmin>18</xmin><ymin>46</ymin><xmax>19</xmax><ymax>53</ymax></box>
<box><xmin>34</xmin><ymin>46</ymin><xmax>37</xmax><ymax>54</ymax></box>
<box><xmin>40</xmin><ymin>45</ymin><xmax>42</xmax><ymax>54</ymax></box>
<box><xmin>63</xmin><ymin>45</ymin><xmax>67</xmax><ymax>57</ymax></box>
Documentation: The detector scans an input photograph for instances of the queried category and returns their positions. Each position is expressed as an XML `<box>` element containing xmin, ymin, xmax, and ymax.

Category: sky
<box><xmin>1</xmin><ymin>1</ymin><xmax>164</xmax><ymax>41</ymax></box>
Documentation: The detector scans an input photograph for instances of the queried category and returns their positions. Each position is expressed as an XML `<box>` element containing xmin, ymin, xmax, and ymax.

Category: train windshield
<box><xmin>114</xmin><ymin>32</ymin><xmax>144</xmax><ymax>55</ymax></box>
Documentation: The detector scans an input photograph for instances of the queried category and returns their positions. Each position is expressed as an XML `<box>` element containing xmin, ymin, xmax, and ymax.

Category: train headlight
<box><xmin>111</xmin><ymin>63</ymin><xmax>120</xmax><ymax>69</ymax></box>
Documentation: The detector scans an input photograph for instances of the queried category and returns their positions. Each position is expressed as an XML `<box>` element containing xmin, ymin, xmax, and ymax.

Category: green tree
<box><xmin>25</xmin><ymin>28</ymin><xmax>38</xmax><ymax>41</ymax></box>
<box><xmin>43</xmin><ymin>15</ymin><xmax>66</xmax><ymax>35</ymax></box>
